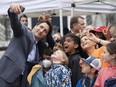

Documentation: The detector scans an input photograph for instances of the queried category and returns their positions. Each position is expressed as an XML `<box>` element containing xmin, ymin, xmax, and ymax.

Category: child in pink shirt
<box><xmin>94</xmin><ymin>42</ymin><xmax>116</xmax><ymax>87</ymax></box>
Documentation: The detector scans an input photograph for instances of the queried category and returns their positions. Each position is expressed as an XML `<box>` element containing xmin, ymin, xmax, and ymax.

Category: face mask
<box><xmin>42</xmin><ymin>60</ymin><xmax>52</xmax><ymax>68</ymax></box>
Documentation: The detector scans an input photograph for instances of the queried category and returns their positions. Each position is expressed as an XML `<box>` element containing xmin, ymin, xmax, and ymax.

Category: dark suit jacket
<box><xmin>0</xmin><ymin>9</ymin><xmax>40</xmax><ymax>84</ymax></box>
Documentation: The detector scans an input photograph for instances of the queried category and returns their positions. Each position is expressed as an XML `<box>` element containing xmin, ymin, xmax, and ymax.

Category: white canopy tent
<box><xmin>0</xmin><ymin>0</ymin><xmax>71</xmax><ymax>16</ymax></box>
<box><xmin>0</xmin><ymin>0</ymin><xmax>72</xmax><ymax>36</ymax></box>
<box><xmin>1</xmin><ymin>0</ymin><xmax>116</xmax><ymax>16</ymax></box>
<box><xmin>69</xmin><ymin>0</ymin><xmax>116</xmax><ymax>16</ymax></box>
<box><xmin>0</xmin><ymin>0</ymin><xmax>116</xmax><ymax>36</ymax></box>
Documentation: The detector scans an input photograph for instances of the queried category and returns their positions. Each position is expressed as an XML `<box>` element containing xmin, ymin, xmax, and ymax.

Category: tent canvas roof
<box><xmin>0</xmin><ymin>0</ymin><xmax>116</xmax><ymax>17</ymax></box>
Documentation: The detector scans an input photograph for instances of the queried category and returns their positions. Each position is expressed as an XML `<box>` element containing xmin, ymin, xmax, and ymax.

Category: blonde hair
<box><xmin>60</xmin><ymin>50</ymin><xmax>69</xmax><ymax>65</ymax></box>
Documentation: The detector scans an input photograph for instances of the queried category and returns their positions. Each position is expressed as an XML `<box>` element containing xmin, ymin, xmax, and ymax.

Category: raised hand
<box><xmin>10</xmin><ymin>3</ymin><xmax>24</xmax><ymax>14</ymax></box>
<box><xmin>87</xmin><ymin>32</ymin><xmax>99</xmax><ymax>43</ymax></box>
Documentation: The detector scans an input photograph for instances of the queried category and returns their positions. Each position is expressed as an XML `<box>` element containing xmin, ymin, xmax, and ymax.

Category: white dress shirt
<box><xmin>27</xmin><ymin>34</ymin><xmax>37</xmax><ymax>62</ymax></box>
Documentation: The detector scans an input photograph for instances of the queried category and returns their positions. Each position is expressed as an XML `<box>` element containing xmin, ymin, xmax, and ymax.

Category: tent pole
<box><xmin>70</xmin><ymin>2</ymin><xmax>75</xmax><ymax>30</ymax></box>
<box><xmin>71</xmin><ymin>2</ymin><xmax>75</xmax><ymax>17</ymax></box>
<box><xmin>71</xmin><ymin>6</ymin><xmax>74</xmax><ymax>17</ymax></box>
<box><xmin>59</xmin><ymin>8</ymin><xmax>63</xmax><ymax>37</ymax></box>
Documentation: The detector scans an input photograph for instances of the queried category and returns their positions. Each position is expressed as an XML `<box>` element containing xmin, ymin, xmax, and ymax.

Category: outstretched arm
<box><xmin>87</xmin><ymin>33</ymin><xmax>110</xmax><ymax>46</ymax></box>
<box><xmin>8</xmin><ymin>3</ymin><xmax>25</xmax><ymax>37</ymax></box>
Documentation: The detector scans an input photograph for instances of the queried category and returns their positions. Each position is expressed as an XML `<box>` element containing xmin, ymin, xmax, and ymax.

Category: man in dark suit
<box><xmin>0</xmin><ymin>3</ymin><xmax>52</xmax><ymax>87</ymax></box>
<box><xmin>70</xmin><ymin>16</ymin><xmax>85</xmax><ymax>35</ymax></box>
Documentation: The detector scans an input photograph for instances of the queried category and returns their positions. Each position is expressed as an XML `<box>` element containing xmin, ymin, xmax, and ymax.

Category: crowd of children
<box><xmin>1</xmin><ymin>3</ymin><xmax>116</xmax><ymax>87</ymax></box>
<box><xmin>27</xmin><ymin>15</ymin><xmax>116</xmax><ymax>87</ymax></box>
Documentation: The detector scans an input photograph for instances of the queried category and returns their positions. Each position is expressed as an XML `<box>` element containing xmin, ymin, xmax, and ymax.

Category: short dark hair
<box><xmin>36</xmin><ymin>20</ymin><xmax>52</xmax><ymax>36</ymax></box>
<box><xmin>64</xmin><ymin>33</ymin><xmax>80</xmax><ymax>46</ymax></box>
<box><xmin>43</xmin><ymin>48</ymin><xmax>53</xmax><ymax>55</ymax></box>
<box><xmin>42</xmin><ymin>48</ymin><xmax>53</xmax><ymax>58</ymax></box>
<box><xmin>63</xmin><ymin>33</ymin><xmax>88</xmax><ymax>58</ymax></box>
<box><xmin>19</xmin><ymin>14</ymin><xmax>28</xmax><ymax>20</ymax></box>
<box><xmin>70</xmin><ymin>16</ymin><xmax>84</xmax><ymax>29</ymax></box>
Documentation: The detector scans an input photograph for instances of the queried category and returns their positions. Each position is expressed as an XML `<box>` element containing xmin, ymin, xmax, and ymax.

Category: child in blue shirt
<box><xmin>76</xmin><ymin>56</ymin><xmax>101</xmax><ymax>87</ymax></box>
